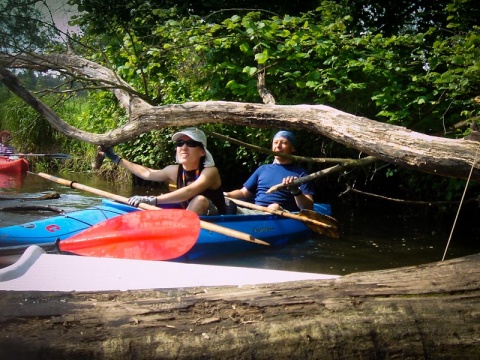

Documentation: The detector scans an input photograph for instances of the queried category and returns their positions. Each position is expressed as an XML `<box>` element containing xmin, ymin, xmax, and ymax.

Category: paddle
<box><xmin>35</xmin><ymin>172</ymin><xmax>269</xmax><ymax>246</ymax></box>
<box><xmin>225</xmin><ymin>197</ymin><xmax>341</xmax><ymax>239</ymax></box>
<box><xmin>0</xmin><ymin>209</ymin><xmax>200</xmax><ymax>261</ymax></box>
<box><xmin>169</xmin><ymin>183</ymin><xmax>340</xmax><ymax>238</ymax></box>
<box><xmin>297</xmin><ymin>209</ymin><xmax>339</xmax><ymax>229</ymax></box>
<box><xmin>0</xmin><ymin>153</ymin><xmax>71</xmax><ymax>159</ymax></box>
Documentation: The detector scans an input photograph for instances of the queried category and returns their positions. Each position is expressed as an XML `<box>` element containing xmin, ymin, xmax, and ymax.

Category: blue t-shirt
<box><xmin>243</xmin><ymin>163</ymin><xmax>314</xmax><ymax>212</ymax></box>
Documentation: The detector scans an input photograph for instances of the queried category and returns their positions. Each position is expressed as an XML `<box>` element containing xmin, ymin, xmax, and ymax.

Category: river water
<box><xmin>0</xmin><ymin>171</ymin><xmax>478</xmax><ymax>276</ymax></box>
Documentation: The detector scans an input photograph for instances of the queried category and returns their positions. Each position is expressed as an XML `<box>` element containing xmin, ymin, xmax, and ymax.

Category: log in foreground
<box><xmin>0</xmin><ymin>253</ymin><xmax>479</xmax><ymax>359</ymax></box>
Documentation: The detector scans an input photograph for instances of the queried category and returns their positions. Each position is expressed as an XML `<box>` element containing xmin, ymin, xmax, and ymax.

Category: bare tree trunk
<box><xmin>0</xmin><ymin>253</ymin><xmax>479</xmax><ymax>359</ymax></box>
<box><xmin>1</xmin><ymin>54</ymin><xmax>480</xmax><ymax>181</ymax></box>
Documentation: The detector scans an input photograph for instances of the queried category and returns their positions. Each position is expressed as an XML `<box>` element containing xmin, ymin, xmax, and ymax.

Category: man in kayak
<box><xmin>224</xmin><ymin>130</ymin><xmax>314</xmax><ymax>213</ymax></box>
<box><xmin>99</xmin><ymin>127</ymin><xmax>227</xmax><ymax>215</ymax></box>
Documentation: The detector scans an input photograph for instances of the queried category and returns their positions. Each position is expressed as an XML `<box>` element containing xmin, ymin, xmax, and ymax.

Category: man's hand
<box><xmin>282</xmin><ymin>176</ymin><xmax>302</xmax><ymax>196</ymax></box>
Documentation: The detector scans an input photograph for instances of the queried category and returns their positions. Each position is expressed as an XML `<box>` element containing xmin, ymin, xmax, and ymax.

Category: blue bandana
<box><xmin>273</xmin><ymin>130</ymin><xmax>296</xmax><ymax>147</ymax></box>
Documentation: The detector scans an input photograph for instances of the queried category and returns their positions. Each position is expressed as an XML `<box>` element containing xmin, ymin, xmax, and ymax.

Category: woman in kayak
<box><xmin>0</xmin><ymin>130</ymin><xmax>15</xmax><ymax>155</ymax></box>
<box><xmin>99</xmin><ymin>127</ymin><xmax>227</xmax><ymax>216</ymax></box>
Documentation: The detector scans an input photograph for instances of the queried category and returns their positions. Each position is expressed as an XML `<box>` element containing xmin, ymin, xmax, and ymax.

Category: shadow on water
<box><xmin>0</xmin><ymin>171</ymin><xmax>478</xmax><ymax>275</ymax></box>
<box><xmin>188</xmin><ymin>201</ymin><xmax>480</xmax><ymax>275</ymax></box>
<box><xmin>0</xmin><ymin>172</ymin><xmax>132</xmax><ymax>227</ymax></box>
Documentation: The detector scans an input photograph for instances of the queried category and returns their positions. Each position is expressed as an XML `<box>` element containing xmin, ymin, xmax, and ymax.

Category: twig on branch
<box><xmin>430</xmin><ymin>116</ymin><xmax>480</xmax><ymax>137</ymax></box>
<box><xmin>257</xmin><ymin>64</ymin><xmax>276</xmax><ymax>105</ymax></box>
<box><xmin>205</xmin><ymin>130</ymin><xmax>353</xmax><ymax>164</ymax></box>
<box><xmin>340</xmin><ymin>185</ymin><xmax>478</xmax><ymax>206</ymax></box>
<box><xmin>206</xmin><ymin>129</ymin><xmax>382</xmax><ymax>193</ymax></box>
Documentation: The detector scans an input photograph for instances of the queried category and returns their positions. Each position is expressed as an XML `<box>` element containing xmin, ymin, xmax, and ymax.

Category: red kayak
<box><xmin>0</xmin><ymin>156</ymin><xmax>29</xmax><ymax>173</ymax></box>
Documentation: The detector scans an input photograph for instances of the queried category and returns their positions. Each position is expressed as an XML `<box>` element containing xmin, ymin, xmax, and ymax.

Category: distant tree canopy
<box><xmin>0</xmin><ymin>0</ymin><xmax>58</xmax><ymax>52</ymax></box>
<box><xmin>70</xmin><ymin>0</ymin><xmax>480</xmax><ymax>36</ymax></box>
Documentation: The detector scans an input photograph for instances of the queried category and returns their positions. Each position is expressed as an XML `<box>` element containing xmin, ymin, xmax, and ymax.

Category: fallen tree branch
<box><xmin>2</xmin><ymin>53</ymin><xmax>480</xmax><ymax>181</ymax></box>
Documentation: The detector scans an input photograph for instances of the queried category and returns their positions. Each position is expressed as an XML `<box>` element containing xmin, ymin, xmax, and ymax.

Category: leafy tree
<box><xmin>0</xmin><ymin>0</ymin><xmax>60</xmax><ymax>52</ymax></box>
<box><xmin>95</xmin><ymin>1</ymin><xmax>478</xmax><ymax>200</ymax></box>
<box><xmin>72</xmin><ymin>0</ymin><xmax>319</xmax><ymax>26</ymax></box>
<box><xmin>2</xmin><ymin>0</ymin><xmax>479</xmax><ymax>202</ymax></box>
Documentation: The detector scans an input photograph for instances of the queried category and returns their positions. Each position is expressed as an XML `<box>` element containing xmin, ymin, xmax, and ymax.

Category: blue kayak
<box><xmin>0</xmin><ymin>199</ymin><xmax>332</xmax><ymax>261</ymax></box>
<box><xmin>101</xmin><ymin>200</ymin><xmax>332</xmax><ymax>261</ymax></box>
<box><xmin>0</xmin><ymin>203</ymin><xmax>129</xmax><ymax>247</ymax></box>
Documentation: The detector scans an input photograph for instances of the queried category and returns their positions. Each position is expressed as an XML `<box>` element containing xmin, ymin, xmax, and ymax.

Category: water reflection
<box><xmin>0</xmin><ymin>172</ymin><xmax>27</xmax><ymax>192</ymax></box>
<box><xmin>186</xmin><ymin>202</ymin><xmax>479</xmax><ymax>275</ymax></box>
<box><xmin>0</xmin><ymin>171</ymin><xmax>478</xmax><ymax>275</ymax></box>
<box><xmin>0</xmin><ymin>172</ymin><xmax>110</xmax><ymax>227</ymax></box>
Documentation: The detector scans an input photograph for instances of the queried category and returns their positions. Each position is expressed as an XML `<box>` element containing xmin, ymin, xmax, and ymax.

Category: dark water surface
<box><xmin>0</xmin><ymin>171</ymin><xmax>478</xmax><ymax>276</ymax></box>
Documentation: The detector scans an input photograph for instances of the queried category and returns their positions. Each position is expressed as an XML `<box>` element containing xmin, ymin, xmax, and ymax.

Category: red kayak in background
<box><xmin>0</xmin><ymin>156</ymin><xmax>29</xmax><ymax>173</ymax></box>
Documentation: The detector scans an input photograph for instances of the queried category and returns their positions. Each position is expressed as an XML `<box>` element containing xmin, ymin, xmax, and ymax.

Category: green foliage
<box><xmin>0</xmin><ymin>96</ymin><xmax>58</xmax><ymax>151</ymax></box>
<box><xmin>71</xmin><ymin>0</ymin><xmax>319</xmax><ymax>25</ymax></box>
<box><xmin>119</xmin><ymin>130</ymin><xmax>174</xmax><ymax>168</ymax></box>
<box><xmin>55</xmin><ymin>91</ymin><xmax>129</xmax><ymax>172</ymax></box>
<box><xmin>67</xmin><ymin>1</ymin><xmax>480</xmax><ymax>135</ymax></box>
<box><xmin>399</xmin><ymin>170</ymin><xmax>471</xmax><ymax>202</ymax></box>
<box><xmin>3</xmin><ymin>0</ymin><xmax>480</xmax><ymax>203</ymax></box>
<box><xmin>0</xmin><ymin>83</ymin><xmax>130</xmax><ymax>173</ymax></box>
<box><xmin>70</xmin><ymin>0</ymin><xmax>479</xmax><ymax>201</ymax></box>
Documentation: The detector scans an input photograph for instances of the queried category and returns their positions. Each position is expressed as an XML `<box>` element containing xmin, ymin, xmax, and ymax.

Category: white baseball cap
<box><xmin>172</xmin><ymin>127</ymin><xmax>215</xmax><ymax>167</ymax></box>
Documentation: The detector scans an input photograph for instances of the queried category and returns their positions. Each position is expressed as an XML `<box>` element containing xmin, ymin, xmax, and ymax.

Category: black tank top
<box><xmin>176</xmin><ymin>165</ymin><xmax>227</xmax><ymax>215</ymax></box>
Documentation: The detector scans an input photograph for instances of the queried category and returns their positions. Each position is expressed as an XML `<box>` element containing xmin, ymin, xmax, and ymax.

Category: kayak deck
<box><xmin>0</xmin><ymin>157</ymin><xmax>29</xmax><ymax>173</ymax></box>
<box><xmin>0</xmin><ymin>245</ymin><xmax>340</xmax><ymax>291</ymax></box>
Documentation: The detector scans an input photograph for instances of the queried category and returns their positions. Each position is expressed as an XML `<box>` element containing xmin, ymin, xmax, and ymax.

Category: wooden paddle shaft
<box><xmin>225</xmin><ymin>196</ymin><xmax>332</xmax><ymax>229</ymax></box>
<box><xmin>2</xmin><ymin>153</ymin><xmax>70</xmax><ymax>158</ymax></box>
<box><xmin>172</xmin><ymin>183</ymin><xmax>337</xmax><ymax>235</ymax></box>
<box><xmin>36</xmin><ymin>173</ymin><xmax>268</xmax><ymax>246</ymax></box>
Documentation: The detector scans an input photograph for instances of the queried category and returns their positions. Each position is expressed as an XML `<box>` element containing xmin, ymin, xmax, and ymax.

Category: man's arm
<box><xmin>224</xmin><ymin>187</ymin><xmax>254</xmax><ymax>200</ymax></box>
<box><xmin>293</xmin><ymin>192</ymin><xmax>314</xmax><ymax>210</ymax></box>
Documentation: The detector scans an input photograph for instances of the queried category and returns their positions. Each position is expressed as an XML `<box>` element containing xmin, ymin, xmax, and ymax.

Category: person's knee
<box><xmin>267</xmin><ymin>203</ymin><xmax>281</xmax><ymax>211</ymax></box>
<box><xmin>187</xmin><ymin>195</ymin><xmax>209</xmax><ymax>214</ymax></box>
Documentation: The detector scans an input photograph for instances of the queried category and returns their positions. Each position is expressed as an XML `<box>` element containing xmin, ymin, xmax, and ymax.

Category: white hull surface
<box><xmin>0</xmin><ymin>245</ymin><xmax>339</xmax><ymax>291</ymax></box>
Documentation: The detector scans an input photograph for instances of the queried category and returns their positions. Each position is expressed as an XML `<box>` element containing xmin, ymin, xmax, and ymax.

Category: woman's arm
<box><xmin>155</xmin><ymin>166</ymin><xmax>221</xmax><ymax>205</ymax></box>
<box><xmin>118</xmin><ymin>158</ymin><xmax>173</xmax><ymax>183</ymax></box>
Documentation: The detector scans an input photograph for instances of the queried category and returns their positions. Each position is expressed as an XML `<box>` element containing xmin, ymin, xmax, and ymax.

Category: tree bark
<box><xmin>1</xmin><ymin>53</ymin><xmax>480</xmax><ymax>180</ymax></box>
<box><xmin>0</xmin><ymin>253</ymin><xmax>478</xmax><ymax>359</ymax></box>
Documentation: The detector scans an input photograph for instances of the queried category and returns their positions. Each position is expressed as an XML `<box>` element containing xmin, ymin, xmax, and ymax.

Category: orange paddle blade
<box><xmin>59</xmin><ymin>210</ymin><xmax>200</xmax><ymax>260</ymax></box>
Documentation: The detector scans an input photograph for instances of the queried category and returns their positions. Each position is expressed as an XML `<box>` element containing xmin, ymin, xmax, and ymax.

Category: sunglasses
<box><xmin>175</xmin><ymin>140</ymin><xmax>202</xmax><ymax>148</ymax></box>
